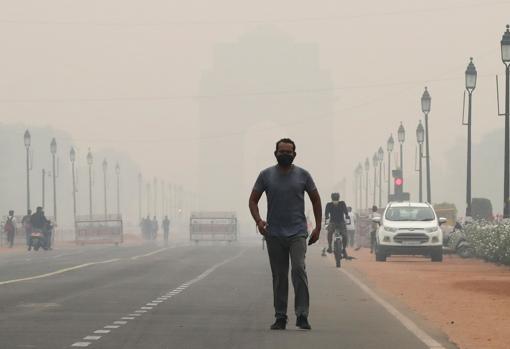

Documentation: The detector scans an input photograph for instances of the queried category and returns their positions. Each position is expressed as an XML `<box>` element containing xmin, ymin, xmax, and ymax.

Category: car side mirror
<box><xmin>372</xmin><ymin>217</ymin><xmax>381</xmax><ymax>225</ymax></box>
<box><xmin>438</xmin><ymin>217</ymin><xmax>447</xmax><ymax>225</ymax></box>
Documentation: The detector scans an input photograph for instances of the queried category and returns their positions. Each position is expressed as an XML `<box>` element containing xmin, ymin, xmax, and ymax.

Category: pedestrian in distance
<box><xmin>249</xmin><ymin>138</ymin><xmax>322</xmax><ymax>331</ymax></box>
<box><xmin>163</xmin><ymin>215</ymin><xmax>170</xmax><ymax>246</ymax></box>
<box><xmin>369</xmin><ymin>205</ymin><xmax>380</xmax><ymax>254</ymax></box>
<box><xmin>346</xmin><ymin>206</ymin><xmax>356</xmax><ymax>248</ymax></box>
<box><xmin>152</xmin><ymin>216</ymin><xmax>159</xmax><ymax>240</ymax></box>
<box><xmin>4</xmin><ymin>210</ymin><xmax>16</xmax><ymax>248</ymax></box>
<box><xmin>22</xmin><ymin>209</ymin><xmax>32</xmax><ymax>248</ymax></box>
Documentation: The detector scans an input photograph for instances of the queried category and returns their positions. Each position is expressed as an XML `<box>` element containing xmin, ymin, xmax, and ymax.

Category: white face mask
<box><xmin>332</xmin><ymin>200</ymin><xmax>339</xmax><ymax>204</ymax></box>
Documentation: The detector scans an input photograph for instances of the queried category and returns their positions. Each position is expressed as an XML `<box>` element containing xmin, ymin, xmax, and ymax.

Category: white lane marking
<box><xmin>1</xmin><ymin>246</ymin><xmax>176</xmax><ymax>286</ymax></box>
<box><xmin>0</xmin><ymin>259</ymin><xmax>120</xmax><ymax>286</ymax></box>
<box><xmin>70</xmin><ymin>250</ymin><xmax>245</xmax><ymax>348</ymax></box>
<box><xmin>83</xmin><ymin>336</ymin><xmax>101</xmax><ymax>340</ymax></box>
<box><xmin>340</xmin><ymin>268</ymin><xmax>446</xmax><ymax>349</ymax></box>
<box><xmin>147</xmin><ymin>303</ymin><xmax>158</xmax><ymax>306</ymax></box>
<box><xmin>130</xmin><ymin>247</ymin><xmax>168</xmax><ymax>260</ymax></box>
<box><xmin>122</xmin><ymin>317</ymin><xmax>135</xmax><ymax>320</ymax></box>
<box><xmin>152</xmin><ymin>300</ymin><xmax>163</xmax><ymax>303</ymax></box>
<box><xmin>72</xmin><ymin>343</ymin><xmax>90</xmax><ymax>347</ymax></box>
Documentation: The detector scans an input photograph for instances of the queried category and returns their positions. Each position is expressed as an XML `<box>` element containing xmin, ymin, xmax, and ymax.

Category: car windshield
<box><xmin>385</xmin><ymin>207</ymin><xmax>436</xmax><ymax>221</ymax></box>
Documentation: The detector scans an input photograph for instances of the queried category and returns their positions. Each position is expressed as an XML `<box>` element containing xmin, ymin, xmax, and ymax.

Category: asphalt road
<box><xmin>0</xmin><ymin>240</ymin><xmax>457</xmax><ymax>349</ymax></box>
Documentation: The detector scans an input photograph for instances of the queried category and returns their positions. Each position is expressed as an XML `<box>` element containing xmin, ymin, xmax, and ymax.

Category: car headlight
<box><xmin>425</xmin><ymin>226</ymin><xmax>439</xmax><ymax>233</ymax></box>
<box><xmin>383</xmin><ymin>226</ymin><xmax>398</xmax><ymax>233</ymax></box>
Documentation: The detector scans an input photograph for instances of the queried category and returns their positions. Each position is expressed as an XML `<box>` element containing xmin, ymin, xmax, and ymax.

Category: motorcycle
<box><xmin>443</xmin><ymin>222</ymin><xmax>475</xmax><ymax>258</ymax></box>
<box><xmin>29</xmin><ymin>229</ymin><xmax>47</xmax><ymax>251</ymax></box>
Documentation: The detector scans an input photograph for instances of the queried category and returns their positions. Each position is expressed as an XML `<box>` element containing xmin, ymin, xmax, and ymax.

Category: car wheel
<box><xmin>431</xmin><ymin>248</ymin><xmax>443</xmax><ymax>262</ymax></box>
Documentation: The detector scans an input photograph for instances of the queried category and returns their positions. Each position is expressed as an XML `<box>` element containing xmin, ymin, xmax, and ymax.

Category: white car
<box><xmin>372</xmin><ymin>202</ymin><xmax>447</xmax><ymax>262</ymax></box>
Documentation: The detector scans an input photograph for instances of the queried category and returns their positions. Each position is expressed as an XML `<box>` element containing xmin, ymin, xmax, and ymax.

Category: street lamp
<box><xmin>87</xmin><ymin>149</ymin><xmax>93</xmax><ymax>218</ymax></box>
<box><xmin>102</xmin><ymin>159</ymin><xmax>108</xmax><ymax>219</ymax></box>
<box><xmin>70</xmin><ymin>147</ymin><xmax>77</xmax><ymax>224</ymax></box>
<box><xmin>138</xmin><ymin>173</ymin><xmax>142</xmax><ymax>222</ymax></box>
<box><xmin>115</xmin><ymin>163</ymin><xmax>120</xmax><ymax>216</ymax></box>
<box><xmin>398</xmin><ymin>122</ymin><xmax>405</xmax><ymax>177</ymax></box>
<box><xmin>372</xmin><ymin>153</ymin><xmax>378</xmax><ymax>206</ymax></box>
<box><xmin>416</xmin><ymin>121</ymin><xmax>425</xmax><ymax>202</ymax></box>
<box><xmin>464</xmin><ymin>57</ymin><xmax>477</xmax><ymax>217</ymax></box>
<box><xmin>364</xmin><ymin>158</ymin><xmax>370</xmax><ymax>211</ymax></box>
<box><xmin>24</xmin><ymin>130</ymin><xmax>31</xmax><ymax>212</ymax></box>
<box><xmin>501</xmin><ymin>25</ymin><xmax>510</xmax><ymax>217</ymax></box>
<box><xmin>377</xmin><ymin>147</ymin><xmax>384</xmax><ymax>208</ymax></box>
<box><xmin>357</xmin><ymin>163</ymin><xmax>363</xmax><ymax>212</ymax></box>
<box><xmin>355</xmin><ymin>164</ymin><xmax>362</xmax><ymax>212</ymax></box>
<box><xmin>50</xmin><ymin>138</ymin><xmax>57</xmax><ymax>224</ymax></box>
<box><xmin>421</xmin><ymin>87</ymin><xmax>432</xmax><ymax>203</ymax></box>
<box><xmin>387</xmin><ymin>134</ymin><xmax>395</xmax><ymax>202</ymax></box>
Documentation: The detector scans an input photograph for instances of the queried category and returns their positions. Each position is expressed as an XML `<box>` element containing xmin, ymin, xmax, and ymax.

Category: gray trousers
<box><xmin>266</xmin><ymin>235</ymin><xmax>309</xmax><ymax>320</ymax></box>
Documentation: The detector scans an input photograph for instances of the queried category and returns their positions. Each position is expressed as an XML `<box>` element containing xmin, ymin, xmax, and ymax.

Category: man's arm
<box><xmin>249</xmin><ymin>190</ymin><xmax>268</xmax><ymax>235</ymax></box>
<box><xmin>307</xmin><ymin>189</ymin><xmax>322</xmax><ymax>245</ymax></box>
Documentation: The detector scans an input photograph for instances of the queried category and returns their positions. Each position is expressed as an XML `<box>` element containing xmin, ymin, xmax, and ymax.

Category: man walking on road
<box><xmin>4</xmin><ymin>210</ymin><xmax>16</xmax><ymax>248</ymax></box>
<box><xmin>249</xmin><ymin>138</ymin><xmax>322</xmax><ymax>331</ymax></box>
<box><xmin>162</xmin><ymin>216</ymin><xmax>170</xmax><ymax>246</ymax></box>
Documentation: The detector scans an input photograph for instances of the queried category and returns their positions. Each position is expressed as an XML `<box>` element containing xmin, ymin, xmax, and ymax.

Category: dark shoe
<box><xmin>270</xmin><ymin>318</ymin><xmax>287</xmax><ymax>330</ymax></box>
<box><xmin>296</xmin><ymin>315</ymin><xmax>311</xmax><ymax>330</ymax></box>
<box><xmin>327</xmin><ymin>247</ymin><xmax>332</xmax><ymax>254</ymax></box>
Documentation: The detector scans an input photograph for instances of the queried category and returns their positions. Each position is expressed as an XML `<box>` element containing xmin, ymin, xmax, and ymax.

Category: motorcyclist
<box><xmin>29</xmin><ymin>207</ymin><xmax>49</xmax><ymax>250</ymax></box>
<box><xmin>325</xmin><ymin>193</ymin><xmax>350</xmax><ymax>257</ymax></box>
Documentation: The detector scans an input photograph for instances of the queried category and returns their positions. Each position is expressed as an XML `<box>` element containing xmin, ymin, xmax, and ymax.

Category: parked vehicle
<box><xmin>372</xmin><ymin>202</ymin><xmax>447</xmax><ymax>262</ymax></box>
<box><xmin>443</xmin><ymin>221</ymin><xmax>475</xmax><ymax>258</ymax></box>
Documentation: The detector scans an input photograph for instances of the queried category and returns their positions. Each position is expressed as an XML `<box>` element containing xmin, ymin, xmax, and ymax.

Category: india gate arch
<box><xmin>197</xmin><ymin>27</ymin><xmax>337</xmax><ymax>222</ymax></box>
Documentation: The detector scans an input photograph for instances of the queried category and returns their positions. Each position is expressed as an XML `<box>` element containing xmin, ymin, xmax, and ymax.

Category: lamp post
<box><xmin>398</xmin><ymin>122</ymin><xmax>405</xmax><ymax>170</ymax></box>
<box><xmin>87</xmin><ymin>149</ymin><xmax>93</xmax><ymax>219</ymax></box>
<box><xmin>465</xmin><ymin>57</ymin><xmax>477</xmax><ymax>217</ymax></box>
<box><xmin>387</xmin><ymin>134</ymin><xmax>395</xmax><ymax>202</ymax></box>
<box><xmin>372</xmin><ymin>153</ymin><xmax>378</xmax><ymax>206</ymax></box>
<box><xmin>115</xmin><ymin>163</ymin><xmax>120</xmax><ymax>216</ymax></box>
<box><xmin>501</xmin><ymin>25</ymin><xmax>510</xmax><ymax>217</ymax></box>
<box><xmin>364</xmin><ymin>158</ymin><xmax>370</xmax><ymax>211</ymax></box>
<box><xmin>102</xmin><ymin>159</ymin><xmax>108</xmax><ymax>219</ymax></box>
<box><xmin>378</xmin><ymin>147</ymin><xmax>384</xmax><ymax>208</ymax></box>
<box><xmin>70</xmin><ymin>147</ymin><xmax>77</xmax><ymax>224</ymax></box>
<box><xmin>417</xmin><ymin>121</ymin><xmax>425</xmax><ymax>202</ymax></box>
<box><xmin>358</xmin><ymin>163</ymin><xmax>363</xmax><ymax>212</ymax></box>
<box><xmin>42</xmin><ymin>169</ymin><xmax>46</xmax><ymax>208</ymax></box>
<box><xmin>421</xmin><ymin>87</ymin><xmax>432</xmax><ymax>203</ymax></box>
<box><xmin>24</xmin><ymin>130</ymin><xmax>31</xmax><ymax>212</ymax></box>
<box><xmin>50</xmin><ymin>138</ymin><xmax>57</xmax><ymax>224</ymax></box>
<box><xmin>138</xmin><ymin>173</ymin><xmax>142</xmax><ymax>221</ymax></box>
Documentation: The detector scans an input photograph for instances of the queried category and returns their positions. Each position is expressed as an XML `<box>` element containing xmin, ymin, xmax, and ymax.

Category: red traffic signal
<box><xmin>394</xmin><ymin>178</ymin><xmax>403</xmax><ymax>186</ymax></box>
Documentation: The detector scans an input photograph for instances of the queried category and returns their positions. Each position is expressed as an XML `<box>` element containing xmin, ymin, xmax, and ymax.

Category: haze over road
<box><xmin>0</xmin><ymin>241</ymin><xmax>455</xmax><ymax>349</ymax></box>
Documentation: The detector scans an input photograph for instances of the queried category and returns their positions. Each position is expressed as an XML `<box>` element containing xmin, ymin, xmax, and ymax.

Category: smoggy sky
<box><xmin>1</xmin><ymin>0</ymin><xmax>510</xmax><ymax>214</ymax></box>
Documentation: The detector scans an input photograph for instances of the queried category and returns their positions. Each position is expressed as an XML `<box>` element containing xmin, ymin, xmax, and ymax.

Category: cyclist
<box><xmin>325</xmin><ymin>193</ymin><xmax>350</xmax><ymax>257</ymax></box>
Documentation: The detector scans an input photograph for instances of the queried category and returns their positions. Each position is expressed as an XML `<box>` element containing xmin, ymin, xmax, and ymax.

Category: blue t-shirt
<box><xmin>253</xmin><ymin>165</ymin><xmax>317</xmax><ymax>237</ymax></box>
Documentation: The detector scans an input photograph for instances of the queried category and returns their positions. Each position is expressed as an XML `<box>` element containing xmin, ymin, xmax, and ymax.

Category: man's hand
<box><xmin>257</xmin><ymin>220</ymin><xmax>268</xmax><ymax>236</ymax></box>
<box><xmin>308</xmin><ymin>227</ymin><xmax>321</xmax><ymax>245</ymax></box>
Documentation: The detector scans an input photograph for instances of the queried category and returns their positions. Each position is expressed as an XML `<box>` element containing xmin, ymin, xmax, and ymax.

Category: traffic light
<box><xmin>390</xmin><ymin>169</ymin><xmax>409</xmax><ymax>202</ymax></box>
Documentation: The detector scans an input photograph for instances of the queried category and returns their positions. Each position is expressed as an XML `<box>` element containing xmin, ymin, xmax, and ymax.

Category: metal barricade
<box><xmin>75</xmin><ymin>214</ymin><xmax>123</xmax><ymax>245</ymax></box>
<box><xmin>190</xmin><ymin>212</ymin><xmax>237</xmax><ymax>242</ymax></box>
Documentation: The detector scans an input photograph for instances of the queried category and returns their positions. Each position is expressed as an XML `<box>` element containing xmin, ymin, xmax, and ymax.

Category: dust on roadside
<box><xmin>346</xmin><ymin>248</ymin><xmax>510</xmax><ymax>349</ymax></box>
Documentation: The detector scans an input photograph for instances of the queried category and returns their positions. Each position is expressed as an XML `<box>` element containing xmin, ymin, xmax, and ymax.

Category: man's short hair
<box><xmin>275</xmin><ymin>138</ymin><xmax>296</xmax><ymax>152</ymax></box>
